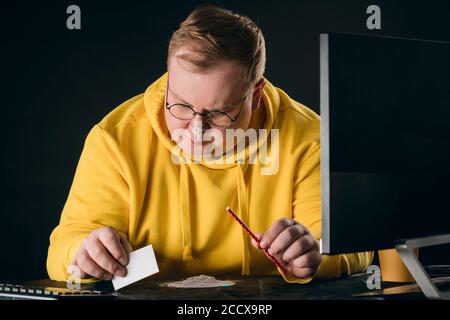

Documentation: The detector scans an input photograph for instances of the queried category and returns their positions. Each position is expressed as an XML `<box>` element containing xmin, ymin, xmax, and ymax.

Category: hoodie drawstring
<box><xmin>236</xmin><ymin>164</ymin><xmax>250</xmax><ymax>275</ymax></box>
<box><xmin>180</xmin><ymin>164</ymin><xmax>193</xmax><ymax>263</ymax></box>
<box><xmin>179</xmin><ymin>162</ymin><xmax>251</xmax><ymax>275</ymax></box>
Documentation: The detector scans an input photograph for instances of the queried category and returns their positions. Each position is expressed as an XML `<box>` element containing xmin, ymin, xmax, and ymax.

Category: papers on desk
<box><xmin>112</xmin><ymin>245</ymin><xmax>159</xmax><ymax>290</ymax></box>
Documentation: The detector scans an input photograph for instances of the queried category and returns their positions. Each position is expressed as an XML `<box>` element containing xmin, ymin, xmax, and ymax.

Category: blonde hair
<box><xmin>168</xmin><ymin>5</ymin><xmax>266</xmax><ymax>85</ymax></box>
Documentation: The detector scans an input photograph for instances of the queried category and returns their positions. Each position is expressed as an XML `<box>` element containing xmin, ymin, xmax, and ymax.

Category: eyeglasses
<box><xmin>165</xmin><ymin>77</ymin><xmax>247</xmax><ymax>128</ymax></box>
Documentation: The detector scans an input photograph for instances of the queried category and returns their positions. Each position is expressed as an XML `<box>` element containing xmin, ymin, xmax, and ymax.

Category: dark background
<box><xmin>0</xmin><ymin>0</ymin><xmax>449</xmax><ymax>281</ymax></box>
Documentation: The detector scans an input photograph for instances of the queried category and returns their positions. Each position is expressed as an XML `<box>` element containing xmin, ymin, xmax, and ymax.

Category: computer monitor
<box><xmin>320</xmin><ymin>33</ymin><xmax>450</xmax><ymax>255</ymax></box>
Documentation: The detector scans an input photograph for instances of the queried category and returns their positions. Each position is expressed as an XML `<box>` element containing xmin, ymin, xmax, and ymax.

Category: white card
<box><xmin>112</xmin><ymin>244</ymin><xmax>159</xmax><ymax>290</ymax></box>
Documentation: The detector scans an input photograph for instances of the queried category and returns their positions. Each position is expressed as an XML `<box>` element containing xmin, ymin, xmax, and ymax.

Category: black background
<box><xmin>0</xmin><ymin>0</ymin><xmax>449</xmax><ymax>281</ymax></box>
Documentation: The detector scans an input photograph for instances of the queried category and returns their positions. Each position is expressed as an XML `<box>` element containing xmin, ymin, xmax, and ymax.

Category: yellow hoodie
<box><xmin>47</xmin><ymin>73</ymin><xmax>373</xmax><ymax>283</ymax></box>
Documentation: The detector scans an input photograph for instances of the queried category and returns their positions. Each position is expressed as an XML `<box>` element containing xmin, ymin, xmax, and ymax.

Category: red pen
<box><xmin>225</xmin><ymin>207</ymin><xmax>289</xmax><ymax>274</ymax></box>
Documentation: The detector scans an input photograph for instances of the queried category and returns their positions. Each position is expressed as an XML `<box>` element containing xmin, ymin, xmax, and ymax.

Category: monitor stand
<box><xmin>395</xmin><ymin>234</ymin><xmax>450</xmax><ymax>300</ymax></box>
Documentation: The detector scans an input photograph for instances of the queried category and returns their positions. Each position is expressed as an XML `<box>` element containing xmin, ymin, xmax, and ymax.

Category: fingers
<box><xmin>260</xmin><ymin>218</ymin><xmax>303</xmax><ymax>250</ymax></box>
<box><xmin>249</xmin><ymin>218</ymin><xmax>322</xmax><ymax>280</ymax></box>
<box><xmin>119</xmin><ymin>234</ymin><xmax>133</xmax><ymax>255</ymax></box>
<box><xmin>290</xmin><ymin>245</ymin><xmax>322</xmax><ymax>278</ymax></box>
<box><xmin>72</xmin><ymin>227</ymin><xmax>132</xmax><ymax>281</ymax></box>
<box><xmin>85</xmin><ymin>237</ymin><xmax>127</xmax><ymax>278</ymax></box>
<box><xmin>98</xmin><ymin>227</ymin><xmax>129</xmax><ymax>267</ymax></box>
<box><xmin>290</xmin><ymin>267</ymin><xmax>317</xmax><ymax>279</ymax></box>
<box><xmin>77</xmin><ymin>249</ymin><xmax>113</xmax><ymax>280</ymax></box>
<box><xmin>268</xmin><ymin>225</ymin><xmax>307</xmax><ymax>257</ymax></box>
<box><xmin>281</xmin><ymin>234</ymin><xmax>316</xmax><ymax>263</ymax></box>
<box><xmin>251</xmin><ymin>233</ymin><xmax>264</xmax><ymax>249</ymax></box>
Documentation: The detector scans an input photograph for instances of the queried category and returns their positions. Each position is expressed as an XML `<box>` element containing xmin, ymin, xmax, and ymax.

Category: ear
<box><xmin>251</xmin><ymin>78</ymin><xmax>266</xmax><ymax>111</ymax></box>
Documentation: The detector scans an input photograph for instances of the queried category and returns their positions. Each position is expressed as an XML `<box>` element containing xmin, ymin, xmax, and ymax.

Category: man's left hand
<box><xmin>251</xmin><ymin>218</ymin><xmax>322</xmax><ymax>279</ymax></box>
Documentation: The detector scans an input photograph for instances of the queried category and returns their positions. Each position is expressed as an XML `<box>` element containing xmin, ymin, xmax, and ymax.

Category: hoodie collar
<box><xmin>144</xmin><ymin>72</ymin><xmax>279</xmax><ymax>169</ymax></box>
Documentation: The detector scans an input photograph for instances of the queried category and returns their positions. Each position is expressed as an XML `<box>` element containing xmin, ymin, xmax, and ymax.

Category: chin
<box><xmin>178</xmin><ymin>142</ymin><xmax>207</xmax><ymax>157</ymax></box>
<box><xmin>181</xmin><ymin>140</ymin><xmax>226</xmax><ymax>158</ymax></box>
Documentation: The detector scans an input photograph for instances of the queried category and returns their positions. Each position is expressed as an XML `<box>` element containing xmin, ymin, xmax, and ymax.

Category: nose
<box><xmin>191</xmin><ymin>117</ymin><xmax>209</xmax><ymax>143</ymax></box>
<box><xmin>191</xmin><ymin>114</ymin><xmax>210</xmax><ymax>129</ymax></box>
<box><xmin>193</xmin><ymin>112</ymin><xmax>208</xmax><ymax>121</ymax></box>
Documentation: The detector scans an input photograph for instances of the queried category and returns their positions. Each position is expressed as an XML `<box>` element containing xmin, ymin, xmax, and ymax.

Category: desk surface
<box><xmin>2</xmin><ymin>265</ymin><xmax>441</xmax><ymax>300</ymax></box>
<box><xmin>114</xmin><ymin>274</ymin><xmax>374</xmax><ymax>300</ymax></box>
<box><xmin>19</xmin><ymin>267</ymin><xmax>448</xmax><ymax>300</ymax></box>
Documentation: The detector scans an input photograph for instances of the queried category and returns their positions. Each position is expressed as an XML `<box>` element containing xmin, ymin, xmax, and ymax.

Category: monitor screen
<box><xmin>320</xmin><ymin>33</ymin><xmax>450</xmax><ymax>254</ymax></box>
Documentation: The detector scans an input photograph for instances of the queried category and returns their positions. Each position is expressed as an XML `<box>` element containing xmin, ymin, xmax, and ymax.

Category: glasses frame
<box><xmin>165</xmin><ymin>76</ymin><xmax>247</xmax><ymax>129</ymax></box>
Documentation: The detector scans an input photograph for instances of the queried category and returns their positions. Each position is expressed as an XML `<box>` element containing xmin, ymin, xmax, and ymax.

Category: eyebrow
<box><xmin>168</xmin><ymin>86</ymin><xmax>245</xmax><ymax>112</ymax></box>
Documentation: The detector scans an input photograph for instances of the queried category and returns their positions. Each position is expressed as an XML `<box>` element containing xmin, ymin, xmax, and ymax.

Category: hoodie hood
<box><xmin>144</xmin><ymin>72</ymin><xmax>280</xmax><ymax>275</ymax></box>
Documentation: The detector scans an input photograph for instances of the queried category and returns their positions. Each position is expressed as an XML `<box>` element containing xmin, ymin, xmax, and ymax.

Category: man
<box><xmin>47</xmin><ymin>5</ymin><xmax>373</xmax><ymax>283</ymax></box>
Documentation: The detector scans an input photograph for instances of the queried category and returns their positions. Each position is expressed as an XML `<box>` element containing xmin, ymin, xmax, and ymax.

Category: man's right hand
<box><xmin>69</xmin><ymin>226</ymin><xmax>132</xmax><ymax>281</ymax></box>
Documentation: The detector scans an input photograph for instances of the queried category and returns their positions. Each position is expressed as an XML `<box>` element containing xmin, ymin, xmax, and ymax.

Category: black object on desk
<box><xmin>0</xmin><ymin>282</ymin><xmax>116</xmax><ymax>300</ymax></box>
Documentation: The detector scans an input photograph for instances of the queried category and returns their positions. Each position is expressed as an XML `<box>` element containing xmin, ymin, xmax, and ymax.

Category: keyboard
<box><xmin>0</xmin><ymin>283</ymin><xmax>116</xmax><ymax>300</ymax></box>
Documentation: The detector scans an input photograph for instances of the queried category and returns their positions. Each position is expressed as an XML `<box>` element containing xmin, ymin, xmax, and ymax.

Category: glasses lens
<box><xmin>208</xmin><ymin>111</ymin><xmax>232</xmax><ymax>128</ymax></box>
<box><xmin>170</xmin><ymin>104</ymin><xmax>195</xmax><ymax>120</ymax></box>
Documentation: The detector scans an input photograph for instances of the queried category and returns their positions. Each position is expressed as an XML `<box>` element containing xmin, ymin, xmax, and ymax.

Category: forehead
<box><xmin>167</xmin><ymin>51</ymin><xmax>249</xmax><ymax>108</ymax></box>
